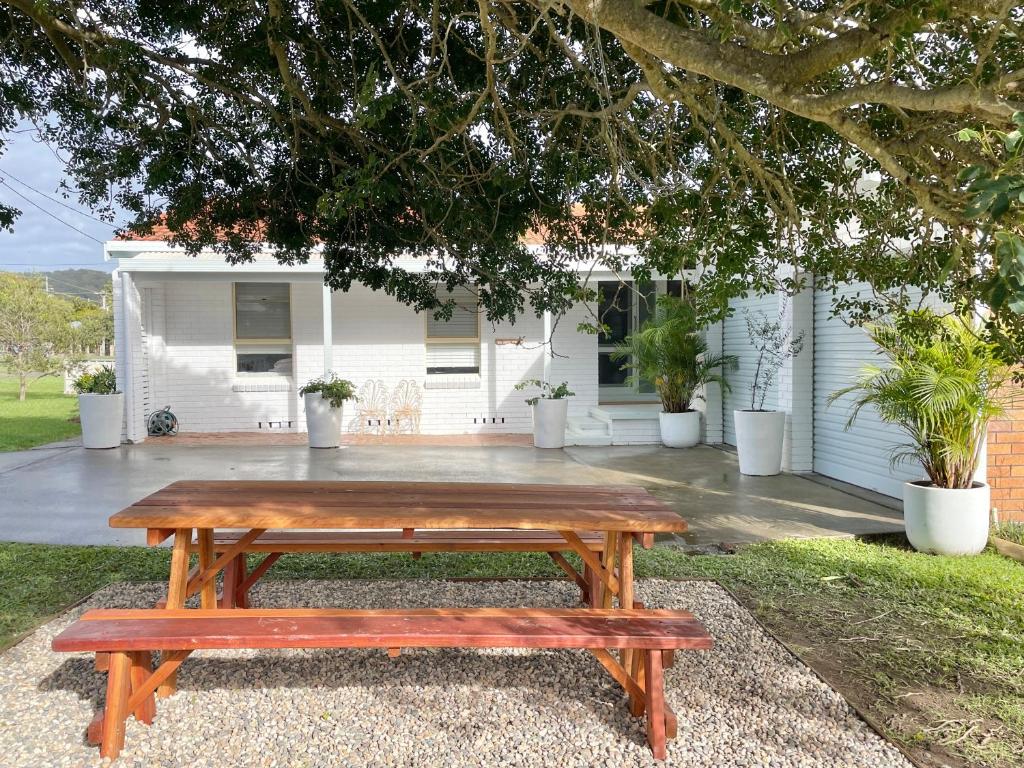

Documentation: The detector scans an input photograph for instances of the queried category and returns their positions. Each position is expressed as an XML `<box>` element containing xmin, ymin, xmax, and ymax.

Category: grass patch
<box><xmin>0</xmin><ymin>537</ymin><xmax>1020</xmax><ymax>767</ymax></box>
<box><xmin>993</xmin><ymin>522</ymin><xmax>1024</xmax><ymax>546</ymax></box>
<box><xmin>0</xmin><ymin>375</ymin><xmax>80</xmax><ymax>451</ymax></box>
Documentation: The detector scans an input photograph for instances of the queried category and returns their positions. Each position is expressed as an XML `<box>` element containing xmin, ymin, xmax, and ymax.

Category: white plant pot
<box><xmin>903</xmin><ymin>481</ymin><xmax>990</xmax><ymax>556</ymax></box>
<box><xmin>733</xmin><ymin>409</ymin><xmax>786</xmax><ymax>476</ymax></box>
<box><xmin>532</xmin><ymin>398</ymin><xmax>569</xmax><ymax>449</ymax></box>
<box><xmin>304</xmin><ymin>392</ymin><xmax>343</xmax><ymax>448</ymax></box>
<box><xmin>78</xmin><ymin>393</ymin><xmax>124</xmax><ymax>449</ymax></box>
<box><xmin>659</xmin><ymin>411</ymin><xmax>701</xmax><ymax>448</ymax></box>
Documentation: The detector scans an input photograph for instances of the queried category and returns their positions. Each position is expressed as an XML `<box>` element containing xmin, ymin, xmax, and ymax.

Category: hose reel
<box><xmin>147</xmin><ymin>406</ymin><xmax>179</xmax><ymax>437</ymax></box>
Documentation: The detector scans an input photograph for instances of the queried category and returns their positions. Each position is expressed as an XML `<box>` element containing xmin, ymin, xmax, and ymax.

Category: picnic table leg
<box><xmin>600</xmin><ymin>532</ymin><xmax>618</xmax><ymax>609</ymax></box>
<box><xmin>100</xmin><ymin>651</ymin><xmax>132</xmax><ymax>760</ymax></box>
<box><xmin>129</xmin><ymin>651</ymin><xmax>156</xmax><ymax>725</ymax></box>
<box><xmin>197</xmin><ymin>528</ymin><xmax>217</xmax><ymax>609</ymax></box>
<box><xmin>159</xmin><ymin>527</ymin><xmax>192</xmax><ymax>698</ymax></box>
<box><xmin>643</xmin><ymin>648</ymin><xmax>668</xmax><ymax>760</ymax></box>
<box><xmin>618</xmin><ymin>531</ymin><xmax>635</xmax><ymax>667</ymax></box>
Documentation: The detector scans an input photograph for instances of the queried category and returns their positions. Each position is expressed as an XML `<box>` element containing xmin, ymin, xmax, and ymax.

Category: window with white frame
<box><xmin>233</xmin><ymin>282</ymin><xmax>293</xmax><ymax>375</ymax></box>
<box><xmin>425</xmin><ymin>287</ymin><xmax>480</xmax><ymax>375</ymax></box>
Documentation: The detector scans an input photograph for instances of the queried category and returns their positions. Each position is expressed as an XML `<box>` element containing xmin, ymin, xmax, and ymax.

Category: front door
<box><xmin>597</xmin><ymin>279</ymin><xmax>682</xmax><ymax>402</ymax></box>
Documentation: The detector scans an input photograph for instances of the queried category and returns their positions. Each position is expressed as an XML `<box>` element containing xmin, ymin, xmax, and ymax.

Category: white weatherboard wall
<box><xmin>812</xmin><ymin>283</ymin><xmax>922</xmax><ymax>497</ymax></box>
<box><xmin>722</xmin><ymin>293</ymin><xmax>780</xmax><ymax>445</ymax></box>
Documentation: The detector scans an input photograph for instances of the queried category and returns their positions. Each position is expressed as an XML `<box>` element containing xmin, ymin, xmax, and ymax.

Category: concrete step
<box><xmin>565</xmin><ymin>414</ymin><xmax>613</xmax><ymax>447</ymax></box>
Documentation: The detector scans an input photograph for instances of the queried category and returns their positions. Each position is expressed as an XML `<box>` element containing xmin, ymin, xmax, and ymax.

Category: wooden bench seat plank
<box><xmin>79</xmin><ymin>607</ymin><xmax>696</xmax><ymax>620</ymax></box>
<box><xmin>53</xmin><ymin>610</ymin><xmax>713</xmax><ymax>653</ymax></box>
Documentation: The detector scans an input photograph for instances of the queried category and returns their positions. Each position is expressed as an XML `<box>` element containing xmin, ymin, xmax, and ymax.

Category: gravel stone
<box><xmin>0</xmin><ymin>579</ymin><xmax>912</xmax><ymax>767</ymax></box>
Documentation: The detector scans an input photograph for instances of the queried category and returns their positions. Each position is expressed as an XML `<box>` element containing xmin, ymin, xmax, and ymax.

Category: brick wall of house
<box><xmin>987</xmin><ymin>409</ymin><xmax>1024</xmax><ymax>523</ymax></box>
<box><xmin>122</xmin><ymin>277</ymin><xmax>603</xmax><ymax>438</ymax></box>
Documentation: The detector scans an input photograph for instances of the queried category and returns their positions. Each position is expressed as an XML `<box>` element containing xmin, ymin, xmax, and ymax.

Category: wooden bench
<box><xmin>53</xmin><ymin>606</ymin><xmax>712</xmax><ymax>761</ymax></box>
<box><xmin>189</xmin><ymin>529</ymin><xmax>619</xmax><ymax>609</ymax></box>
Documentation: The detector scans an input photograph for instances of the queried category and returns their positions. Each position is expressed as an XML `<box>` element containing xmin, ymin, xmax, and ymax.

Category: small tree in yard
<box><xmin>0</xmin><ymin>273</ymin><xmax>75</xmax><ymax>400</ymax></box>
<box><xmin>745</xmin><ymin>300</ymin><xmax>806</xmax><ymax>411</ymax></box>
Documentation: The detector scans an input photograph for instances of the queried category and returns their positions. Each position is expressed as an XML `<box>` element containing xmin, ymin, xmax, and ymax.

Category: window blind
<box><xmin>235</xmin><ymin>283</ymin><xmax>291</xmax><ymax>340</ymax></box>
<box><xmin>426</xmin><ymin>287</ymin><xmax>479</xmax><ymax>339</ymax></box>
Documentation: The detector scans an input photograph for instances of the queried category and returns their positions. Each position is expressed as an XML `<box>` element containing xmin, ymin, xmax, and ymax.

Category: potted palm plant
<box><xmin>299</xmin><ymin>373</ymin><xmax>356</xmax><ymax>448</ymax></box>
<box><xmin>612</xmin><ymin>295</ymin><xmax>736</xmax><ymax>448</ymax></box>
<box><xmin>73</xmin><ymin>365</ymin><xmax>123</xmax><ymax>449</ymax></box>
<box><xmin>734</xmin><ymin>302</ymin><xmax>805</xmax><ymax>474</ymax></box>
<box><xmin>831</xmin><ymin>310</ymin><xmax>1012</xmax><ymax>555</ymax></box>
<box><xmin>515</xmin><ymin>379</ymin><xmax>574</xmax><ymax>448</ymax></box>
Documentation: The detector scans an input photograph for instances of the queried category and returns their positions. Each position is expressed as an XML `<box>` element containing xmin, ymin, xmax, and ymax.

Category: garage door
<box><xmin>723</xmin><ymin>293</ymin><xmax>779</xmax><ymax>445</ymax></box>
<box><xmin>812</xmin><ymin>283</ymin><xmax>922</xmax><ymax>497</ymax></box>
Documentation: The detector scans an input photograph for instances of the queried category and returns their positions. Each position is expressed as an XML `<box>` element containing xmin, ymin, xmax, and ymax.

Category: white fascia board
<box><xmin>107</xmin><ymin>241</ymin><xmax>644</xmax><ymax>275</ymax></box>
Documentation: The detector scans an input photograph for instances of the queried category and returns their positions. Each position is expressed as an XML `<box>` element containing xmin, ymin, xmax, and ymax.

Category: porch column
<box><xmin>701</xmin><ymin>319</ymin><xmax>725</xmax><ymax>444</ymax></box>
<box><xmin>777</xmin><ymin>281</ymin><xmax>814</xmax><ymax>472</ymax></box>
<box><xmin>542</xmin><ymin>310</ymin><xmax>553</xmax><ymax>383</ymax></box>
<box><xmin>322</xmin><ymin>284</ymin><xmax>334</xmax><ymax>375</ymax></box>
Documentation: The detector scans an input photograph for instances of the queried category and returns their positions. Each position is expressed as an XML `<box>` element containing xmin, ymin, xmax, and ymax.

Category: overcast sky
<box><xmin>0</xmin><ymin>130</ymin><xmax>120</xmax><ymax>273</ymax></box>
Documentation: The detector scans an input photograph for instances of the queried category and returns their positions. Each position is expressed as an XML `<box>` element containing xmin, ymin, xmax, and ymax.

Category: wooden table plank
<box><xmin>110</xmin><ymin>481</ymin><xmax>686</xmax><ymax>533</ymax></box>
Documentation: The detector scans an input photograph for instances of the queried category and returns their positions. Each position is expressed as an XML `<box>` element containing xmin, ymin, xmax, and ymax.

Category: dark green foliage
<box><xmin>514</xmin><ymin>379</ymin><xmax>574</xmax><ymax>406</ymax></box>
<box><xmin>72</xmin><ymin>365</ymin><xmax>117</xmax><ymax>395</ymax></box>
<box><xmin>299</xmin><ymin>374</ymin><xmax>357</xmax><ymax>409</ymax></box>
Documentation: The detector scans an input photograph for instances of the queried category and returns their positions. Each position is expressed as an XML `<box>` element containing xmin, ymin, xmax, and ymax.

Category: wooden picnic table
<box><xmin>111</xmin><ymin>479</ymin><xmax>687</xmax><ymax>618</ymax></box>
<box><xmin>86</xmin><ymin>480</ymin><xmax>696</xmax><ymax>758</ymax></box>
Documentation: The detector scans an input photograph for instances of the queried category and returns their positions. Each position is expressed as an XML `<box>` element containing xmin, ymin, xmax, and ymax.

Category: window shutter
<box><xmin>426</xmin><ymin>287</ymin><xmax>479</xmax><ymax>339</ymax></box>
<box><xmin>235</xmin><ymin>283</ymin><xmax>291</xmax><ymax>340</ymax></box>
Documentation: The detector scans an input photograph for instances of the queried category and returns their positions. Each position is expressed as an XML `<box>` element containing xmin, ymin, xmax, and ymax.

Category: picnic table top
<box><xmin>109</xmin><ymin>480</ymin><xmax>688</xmax><ymax>533</ymax></box>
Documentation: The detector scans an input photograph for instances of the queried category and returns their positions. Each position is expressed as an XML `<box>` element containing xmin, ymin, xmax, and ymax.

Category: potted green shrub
<box><xmin>299</xmin><ymin>373</ymin><xmax>356</xmax><ymax>448</ymax></box>
<box><xmin>831</xmin><ymin>310</ymin><xmax>1012</xmax><ymax>555</ymax></box>
<box><xmin>73</xmin><ymin>365</ymin><xmax>123</xmax><ymax>449</ymax></box>
<box><xmin>612</xmin><ymin>295</ymin><xmax>736</xmax><ymax>448</ymax></box>
<box><xmin>734</xmin><ymin>302</ymin><xmax>804</xmax><ymax>474</ymax></box>
<box><xmin>515</xmin><ymin>379</ymin><xmax>574</xmax><ymax>448</ymax></box>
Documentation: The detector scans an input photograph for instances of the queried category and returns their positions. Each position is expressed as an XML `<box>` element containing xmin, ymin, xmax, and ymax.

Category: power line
<box><xmin>0</xmin><ymin>167</ymin><xmax>115</xmax><ymax>228</ymax></box>
<box><xmin>0</xmin><ymin>180</ymin><xmax>104</xmax><ymax>244</ymax></box>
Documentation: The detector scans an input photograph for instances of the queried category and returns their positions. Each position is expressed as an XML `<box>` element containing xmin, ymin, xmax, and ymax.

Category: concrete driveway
<box><xmin>0</xmin><ymin>441</ymin><xmax>903</xmax><ymax>546</ymax></box>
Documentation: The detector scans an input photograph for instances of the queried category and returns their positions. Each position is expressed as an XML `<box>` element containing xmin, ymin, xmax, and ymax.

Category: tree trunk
<box><xmin>18</xmin><ymin>373</ymin><xmax>27</xmax><ymax>401</ymax></box>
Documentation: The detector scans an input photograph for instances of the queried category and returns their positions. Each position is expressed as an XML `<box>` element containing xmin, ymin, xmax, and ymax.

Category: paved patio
<box><xmin>0</xmin><ymin>441</ymin><xmax>903</xmax><ymax>546</ymax></box>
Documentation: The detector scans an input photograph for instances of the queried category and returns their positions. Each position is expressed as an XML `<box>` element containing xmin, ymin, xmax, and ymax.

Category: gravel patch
<box><xmin>0</xmin><ymin>579</ymin><xmax>911</xmax><ymax>767</ymax></box>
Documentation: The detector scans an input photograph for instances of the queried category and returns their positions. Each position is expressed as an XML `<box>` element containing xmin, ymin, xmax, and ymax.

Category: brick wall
<box><xmin>124</xmin><ymin>277</ymin><xmax>605</xmax><ymax>437</ymax></box>
<box><xmin>987</xmin><ymin>408</ymin><xmax>1024</xmax><ymax>523</ymax></box>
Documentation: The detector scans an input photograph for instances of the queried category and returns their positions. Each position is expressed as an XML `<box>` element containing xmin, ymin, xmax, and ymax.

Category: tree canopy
<box><xmin>0</xmin><ymin>273</ymin><xmax>76</xmax><ymax>399</ymax></box>
<box><xmin>1</xmin><ymin>1</ymin><xmax>1022</xmax><ymax>335</ymax></box>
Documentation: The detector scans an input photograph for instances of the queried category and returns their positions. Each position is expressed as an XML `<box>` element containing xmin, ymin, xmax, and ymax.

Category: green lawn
<box><xmin>1</xmin><ymin>538</ymin><xmax>1020</xmax><ymax>768</ymax></box>
<box><xmin>994</xmin><ymin>522</ymin><xmax>1024</xmax><ymax>546</ymax></box>
<box><xmin>0</xmin><ymin>375</ymin><xmax>80</xmax><ymax>451</ymax></box>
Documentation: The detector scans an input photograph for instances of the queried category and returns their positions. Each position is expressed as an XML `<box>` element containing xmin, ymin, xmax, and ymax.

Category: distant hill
<box><xmin>43</xmin><ymin>269</ymin><xmax>112</xmax><ymax>303</ymax></box>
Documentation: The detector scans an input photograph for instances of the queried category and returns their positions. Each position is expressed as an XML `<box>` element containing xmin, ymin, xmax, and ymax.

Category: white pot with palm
<box><xmin>610</xmin><ymin>293</ymin><xmax>737</xmax><ymax>449</ymax></box>
<box><xmin>831</xmin><ymin>310</ymin><xmax>1009</xmax><ymax>556</ymax></box>
<box><xmin>733</xmin><ymin>301</ymin><xmax>805</xmax><ymax>475</ymax></box>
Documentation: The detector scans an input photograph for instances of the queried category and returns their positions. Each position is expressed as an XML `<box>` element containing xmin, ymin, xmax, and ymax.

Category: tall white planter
<box><xmin>733</xmin><ymin>410</ymin><xmax>786</xmax><ymax>476</ymax></box>
<box><xmin>532</xmin><ymin>398</ymin><xmax>568</xmax><ymax>449</ymax></box>
<box><xmin>78</xmin><ymin>393</ymin><xmax>124</xmax><ymax>449</ymax></box>
<box><xmin>304</xmin><ymin>392</ymin><xmax>343</xmax><ymax>448</ymax></box>
<box><xmin>659</xmin><ymin>411</ymin><xmax>701</xmax><ymax>448</ymax></box>
<box><xmin>903</xmin><ymin>481</ymin><xmax>990</xmax><ymax>556</ymax></box>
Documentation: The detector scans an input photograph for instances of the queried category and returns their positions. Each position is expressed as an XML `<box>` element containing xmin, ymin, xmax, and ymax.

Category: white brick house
<box><xmin>107</xmin><ymin>236</ymin><xmax>948</xmax><ymax>500</ymax></box>
<box><xmin>107</xmin><ymin>237</ymin><xmax>688</xmax><ymax>448</ymax></box>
